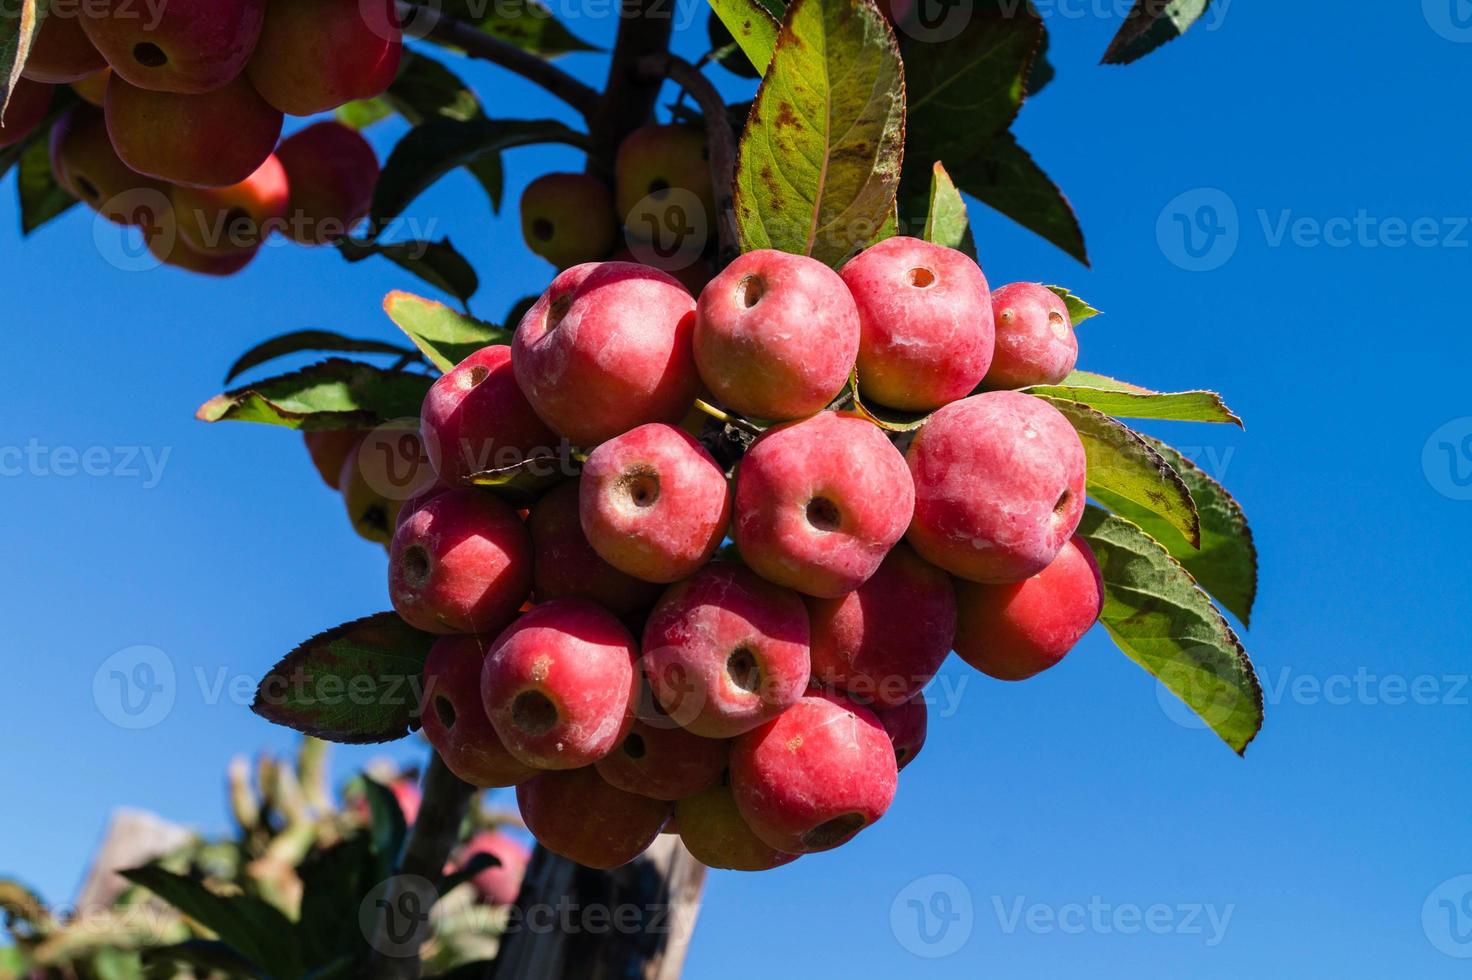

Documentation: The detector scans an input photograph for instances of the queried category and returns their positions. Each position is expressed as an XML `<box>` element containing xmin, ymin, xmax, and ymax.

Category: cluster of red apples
<box><xmin>2</xmin><ymin>0</ymin><xmax>395</xmax><ymax>273</ymax></box>
<box><xmin>306</xmin><ymin>239</ymin><xmax>1104</xmax><ymax>872</ymax></box>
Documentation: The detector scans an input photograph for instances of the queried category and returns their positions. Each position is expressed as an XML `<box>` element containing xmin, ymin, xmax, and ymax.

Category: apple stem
<box><xmin>391</xmin><ymin>2</ymin><xmax>602</xmax><ymax>117</ymax></box>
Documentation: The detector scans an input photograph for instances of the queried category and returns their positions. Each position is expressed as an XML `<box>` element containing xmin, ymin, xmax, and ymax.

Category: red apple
<box><xmin>730</xmin><ymin>690</ymin><xmax>897</xmax><ymax>853</ymax></box>
<box><xmin>420</xmin><ymin>635</ymin><xmax>537</xmax><ymax>788</ymax></box>
<box><xmin>694</xmin><ymin>249</ymin><xmax>859</xmax><ymax>421</ymax></box>
<box><xmin>594</xmin><ymin>718</ymin><xmax>729</xmax><ymax>801</ymax></box>
<box><xmin>455</xmin><ymin>831</ymin><xmax>531</xmax><ymax>906</ymax></box>
<box><xmin>482</xmin><ymin>600</ymin><xmax>639</xmax><ymax>770</ymax></box>
<box><xmin>19</xmin><ymin>1</ymin><xmax>106</xmax><ymax>84</ymax></box>
<box><xmin>517</xmin><ymin>766</ymin><xmax>670</xmax><ymax>870</ymax></box>
<box><xmin>906</xmin><ymin>391</ymin><xmax>1086</xmax><ymax>583</ymax></box>
<box><xmin>579</xmin><ymin>423</ymin><xmax>730</xmax><ymax>584</ymax></box>
<box><xmin>421</xmin><ymin>345</ymin><xmax>559</xmax><ymax>487</ymax></box>
<box><xmin>875</xmin><ymin>692</ymin><xmax>927</xmax><ymax>771</ymax></box>
<box><xmin>303</xmin><ymin>429</ymin><xmax>364</xmax><ymax>490</ymax></box>
<box><xmin>275</xmin><ymin>121</ymin><xmax>379</xmax><ymax>245</ymax></box>
<box><xmin>953</xmin><ymin>534</ymin><xmax>1103</xmax><ymax>680</ymax></box>
<box><xmin>806</xmin><ymin>543</ymin><xmax>955</xmax><ymax>707</ymax></box>
<box><xmin>642</xmin><ymin>563</ymin><xmax>810</xmax><ymax>739</ymax></box>
<box><xmin>676</xmin><ymin>778</ymin><xmax>798</xmax><ymax>872</ymax></box>
<box><xmin>512</xmin><ymin>262</ymin><xmax>699</xmax><ymax>446</ymax></box>
<box><xmin>733</xmin><ymin>412</ymin><xmax>914</xmax><ymax>598</ymax></box>
<box><xmin>984</xmin><ymin>282</ymin><xmax>1078</xmax><ymax>389</ymax></box>
<box><xmin>526</xmin><ymin>481</ymin><xmax>663</xmax><ymax>617</ymax></box>
<box><xmin>246</xmin><ymin>0</ymin><xmax>401</xmax><ymax>116</ymax></box>
<box><xmin>389</xmin><ymin>488</ymin><xmax>532</xmax><ymax>635</ymax></box>
<box><xmin>80</xmin><ymin>0</ymin><xmax>264</xmax><ymax>94</ymax></box>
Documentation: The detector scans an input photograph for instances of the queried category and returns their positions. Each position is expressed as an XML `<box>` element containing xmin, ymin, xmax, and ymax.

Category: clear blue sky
<box><xmin>4</xmin><ymin>3</ymin><xmax>1471</xmax><ymax>977</ymax></box>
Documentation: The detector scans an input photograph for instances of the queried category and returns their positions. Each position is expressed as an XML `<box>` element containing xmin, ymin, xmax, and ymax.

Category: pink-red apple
<box><xmin>594</xmin><ymin>718</ymin><xmax>729</xmax><ymax>801</ymax></box>
<box><xmin>734</xmin><ymin>412</ymin><xmax>914</xmax><ymax>597</ymax></box>
<box><xmin>481</xmin><ymin>599</ymin><xmax>639</xmax><ymax>769</ymax></box>
<box><xmin>694</xmin><ymin>250</ymin><xmax>859</xmax><ymax>421</ymax></box>
<box><xmin>48</xmin><ymin>104</ymin><xmax>167</xmax><ymax>223</ymax></box>
<box><xmin>579</xmin><ymin>423</ymin><xmax>730</xmax><ymax>584</ymax></box>
<box><xmin>806</xmin><ymin>543</ymin><xmax>955</xmax><ymax>707</ymax></box>
<box><xmin>875</xmin><ymin>692</ymin><xmax>927</xmax><ymax>771</ymax></box>
<box><xmin>275</xmin><ymin>121</ymin><xmax>379</xmax><ymax>245</ymax></box>
<box><xmin>246</xmin><ymin>0</ymin><xmax>401</xmax><ymax>116</ymax></box>
<box><xmin>420</xmin><ymin>636</ymin><xmax>536</xmax><ymax>788</ymax></box>
<box><xmin>984</xmin><ymin>282</ymin><xmax>1078</xmax><ymax>389</ymax></box>
<box><xmin>420</xmin><ymin>345</ymin><xmax>558</xmax><ymax>487</ymax></box>
<box><xmin>516</xmin><ymin>766</ymin><xmax>670</xmax><ymax>870</ymax></box>
<box><xmin>455</xmin><ymin>831</ymin><xmax>531</xmax><ymax>906</ymax></box>
<box><xmin>389</xmin><ymin>488</ymin><xmax>532</xmax><ymax>635</ymax></box>
<box><xmin>840</xmin><ymin>235</ymin><xmax>994</xmax><ymax>411</ymax></box>
<box><xmin>170</xmin><ymin>153</ymin><xmax>288</xmax><ymax>257</ymax></box>
<box><xmin>526</xmin><ymin>481</ymin><xmax>662</xmax><ymax>617</ymax></box>
<box><xmin>80</xmin><ymin>0</ymin><xmax>264</xmax><ymax>94</ymax></box>
<box><xmin>512</xmin><ymin>261</ymin><xmax>698</xmax><ymax>446</ymax></box>
<box><xmin>906</xmin><ymin>391</ymin><xmax>1086</xmax><ymax>583</ymax></box>
<box><xmin>19</xmin><ymin>1</ymin><xmax>105</xmax><ymax>83</ymax></box>
<box><xmin>729</xmin><ymin>690</ymin><xmax>897</xmax><ymax>853</ymax></box>
<box><xmin>641</xmin><ymin>563</ymin><xmax>810</xmax><ymax>739</ymax></box>
<box><xmin>953</xmin><ymin>534</ymin><xmax>1103</xmax><ymax>680</ymax></box>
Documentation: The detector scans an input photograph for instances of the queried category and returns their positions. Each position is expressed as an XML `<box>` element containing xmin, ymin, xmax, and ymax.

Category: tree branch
<box><xmin>637</xmin><ymin>53</ymin><xmax>740</xmax><ymax>266</ymax></box>
<box><xmin>393</xmin><ymin>1</ymin><xmax>601</xmax><ymax>118</ymax></box>
<box><xmin>365</xmin><ymin>752</ymin><xmax>477</xmax><ymax>980</ymax></box>
<box><xmin>586</xmin><ymin>0</ymin><xmax>677</xmax><ymax>177</ymax></box>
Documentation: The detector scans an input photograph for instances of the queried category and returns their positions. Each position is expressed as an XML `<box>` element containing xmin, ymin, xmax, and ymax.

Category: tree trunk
<box><xmin>491</xmin><ymin>835</ymin><xmax>706</xmax><ymax>980</ymax></box>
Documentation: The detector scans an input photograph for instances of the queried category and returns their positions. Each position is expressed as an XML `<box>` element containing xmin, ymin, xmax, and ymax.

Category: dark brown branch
<box><xmin>585</xmin><ymin>0</ymin><xmax>677</xmax><ymax>177</ymax></box>
<box><xmin>393</xmin><ymin>1</ymin><xmax>601</xmax><ymax>118</ymax></box>
<box><xmin>365</xmin><ymin>753</ymin><xmax>477</xmax><ymax>980</ymax></box>
<box><xmin>637</xmin><ymin>53</ymin><xmax>740</xmax><ymax>266</ymax></box>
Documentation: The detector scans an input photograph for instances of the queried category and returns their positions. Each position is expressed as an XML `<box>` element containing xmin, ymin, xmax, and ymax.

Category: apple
<box><xmin>676</xmin><ymin>778</ymin><xmax>799</xmax><ymax>872</ymax></box>
<box><xmin>874</xmin><ymin>692</ymin><xmax>927</xmax><ymax>771</ymax></box>
<box><xmin>952</xmin><ymin>534</ymin><xmax>1103</xmax><ymax>680</ymax></box>
<box><xmin>840</xmin><ymin>235</ymin><xmax>994</xmax><ymax>411</ymax></box>
<box><xmin>729</xmin><ymin>690</ymin><xmax>897</xmax><ymax>853</ymax></box>
<box><xmin>80</xmin><ymin>0</ymin><xmax>264</xmax><ymax>94</ymax></box>
<box><xmin>906</xmin><ymin>391</ymin><xmax>1086</xmax><ymax>583</ymax></box>
<box><xmin>519</xmin><ymin>172</ymin><xmax>618</xmax><ymax>269</ymax></box>
<box><xmin>481</xmin><ymin>599</ymin><xmax>639</xmax><ymax>770</ymax></box>
<box><xmin>19</xmin><ymin>1</ymin><xmax>106</xmax><ymax>84</ymax></box>
<box><xmin>526</xmin><ymin>481</ymin><xmax>662</xmax><ymax>617</ymax></box>
<box><xmin>420</xmin><ymin>636</ymin><xmax>537</xmax><ymax>788</ymax></box>
<box><xmin>512</xmin><ymin>261</ymin><xmax>698</xmax><ymax>446</ymax></box>
<box><xmin>806</xmin><ymin>543</ymin><xmax>955</xmax><ymax>707</ymax></box>
<box><xmin>389</xmin><ymin>488</ymin><xmax>532</xmax><ymax>635</ymax></box>
<box><xmin>984</xmin><ymin>282</ymin><xmax>1078</xmax><ymax>389</ymax></box>
<box><xmin>0</xmin><ymin>79</ymin><xmax>53</xmax><ymax>149</ymax></box>
<box><xmin>516</xmin><ymin>766</ymin><xmax>670</xmax><ymax>870</ymax></box>
<box><xmin>694</xmin><ymin>249</ymin><xmax>860</xmax><ymax>421</ymax></box>
<box><xmin>579</xmin><ymin>423</ymin><xmax>730</xmax><ymax>584</ymax></box>
<box><xmin>733</xmin><ymin>412</ymin><xmax>914</xmax><ymax>597</ymax></box>
<box><xmin>274</xmin><ymin>121</ymin><xmax>379</xmax><ymax>245</ymax></box>
<box><xmin>170</xmin><ymin>153</ymin><xmax>288</xmax><ymax>257</ymax></box>
<box><xmin>593</xmin><ymin>718</ymin><xmax>729</xmax><ymax>801</ymax></box>
<box><xmin>420</xmin><ymin>345</ymin><xmax>558</xmax><ymax>487</ymax></box>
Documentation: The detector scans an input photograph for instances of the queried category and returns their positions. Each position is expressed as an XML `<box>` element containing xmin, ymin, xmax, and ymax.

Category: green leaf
<box><xmin>1033</xmin><ymin>370</ymin><xmax>1243</xmax><ymax>426</ymax></box>
<box><xmin>437</xmin><ymin>0</ymin><xmax>599</xmax><ymax>57</ymax></box>
<box><xmin>1090</xmin><ymin>437</ymin><xmax>1257</xmax><ymax>625</ymax></box>
<box><xmin>225</xmin><ymin>331</ymin><xmax>418</xmax><ymax>383</ymax></box>
<box><xmin>733</xmin><ymin>0</ymin><xmax>906</xmax><ymax>268</ymax></box>
<box><xmin>371</xmin><ymin>117</ymin><xmax>587</xmax><ymax>231</ymax></box>
<box><xmin>120</xmin><ymin>866</ymin><xmax>303</xmax><ymax>979</ymax></box>
<box><xmin>708</xmin><ymin>0</ymin><xmax>783</xmax><ymax>77</ymax></box>
<box><xmin>1078</xmin><ymin>506</ymin><xmax>1262</xmax><ymax>755</ymax></box>
<box><xmin>901</xmin><ymin>4</ymin><xmax>1040</xmax><ymax>177</ymax></box>
<box><xmin>1103</xmin><ymin>0</ymin><xmax>1217</xmax><ymax>65</ymax></box>
<box><xmin>847</xmin><ymin>368</ymin><xmax>929</xmax><ymax>433</ymax></box>
<box><xmin>296</xmin><ymin>836</ymin><xmax>376</xmax><ymax>969</ymax></box>
<box><xmin>339</xmin><ymin>237</ymin><xmax>481</xmax><ymax>305</ymax></box>
<box><xmin>336</xmin><ymin>96</ymin><xmax>394</xmax><ymax>129</ymax></box>
<box><xmin>1044</xmin><ymin>285</ymin><xmax>1100</xmax><ymax>325</ymax></box>
<box><xmin>251</xmin><ymin>613</ymin><xmax>436</xmax><ymax>744</ymax></box>
<box><xmin>922</xmin><ymin>161</ymin><xmax>973</xmax><ymax>255</ymax></box>
<box><xmin>18</xmin><ymin>136</ymin><xmax>77</xmax><ymax>234</ymax></box>
<box><xmin>360</xmin><ymin>777</ymin><xmax>410</xmax><ymax>876</ymax></box>
<box><xmin>1027</xmin><ymin>25</ymin><xmax>1054</xmax><ymax>96</ymax></box>
<box><xmin>946</xmin><ymin>132</ymin><xmax>1087</xmax><ymax>264</ymax></box>
<box><xmin>196</xmin><ymin>358</ymin><xmax>434</xmax><ymax>429</ymax></box>
<box><xmin>383</xmin><ymin>289</ymin><xmax>509</xmax><ymax>372</ymax></box>
<box><xmin>384</xmin><ymin>50</ymin><xmax>484</xmax><ymax>124</ymax></box>
<box><xmin>1</xmin><ymin>0</ymin><xmax>43</xmax><ymax>118</ymax></box>
<box><xmin>1038</xmin><ymin>397</ymin><xmax>1201</xmax><ymax>546</ymax></box>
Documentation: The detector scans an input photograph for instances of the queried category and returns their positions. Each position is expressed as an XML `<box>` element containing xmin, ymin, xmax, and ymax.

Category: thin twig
<box><xmin>636</xmin><ymin>53</ymin><xmax>741</xmax><ymax>266</ymax></box>
<box><xmin>393</xmin><ymin>1</ymin><xmax>601</xmax><ymax>118</ymax></box>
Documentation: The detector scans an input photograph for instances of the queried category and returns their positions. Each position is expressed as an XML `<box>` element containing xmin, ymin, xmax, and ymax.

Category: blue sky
<box><xmin>3</xmin><ymin>2</ymin><xmax>1471</xmax><ymax>977</ymax></box>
